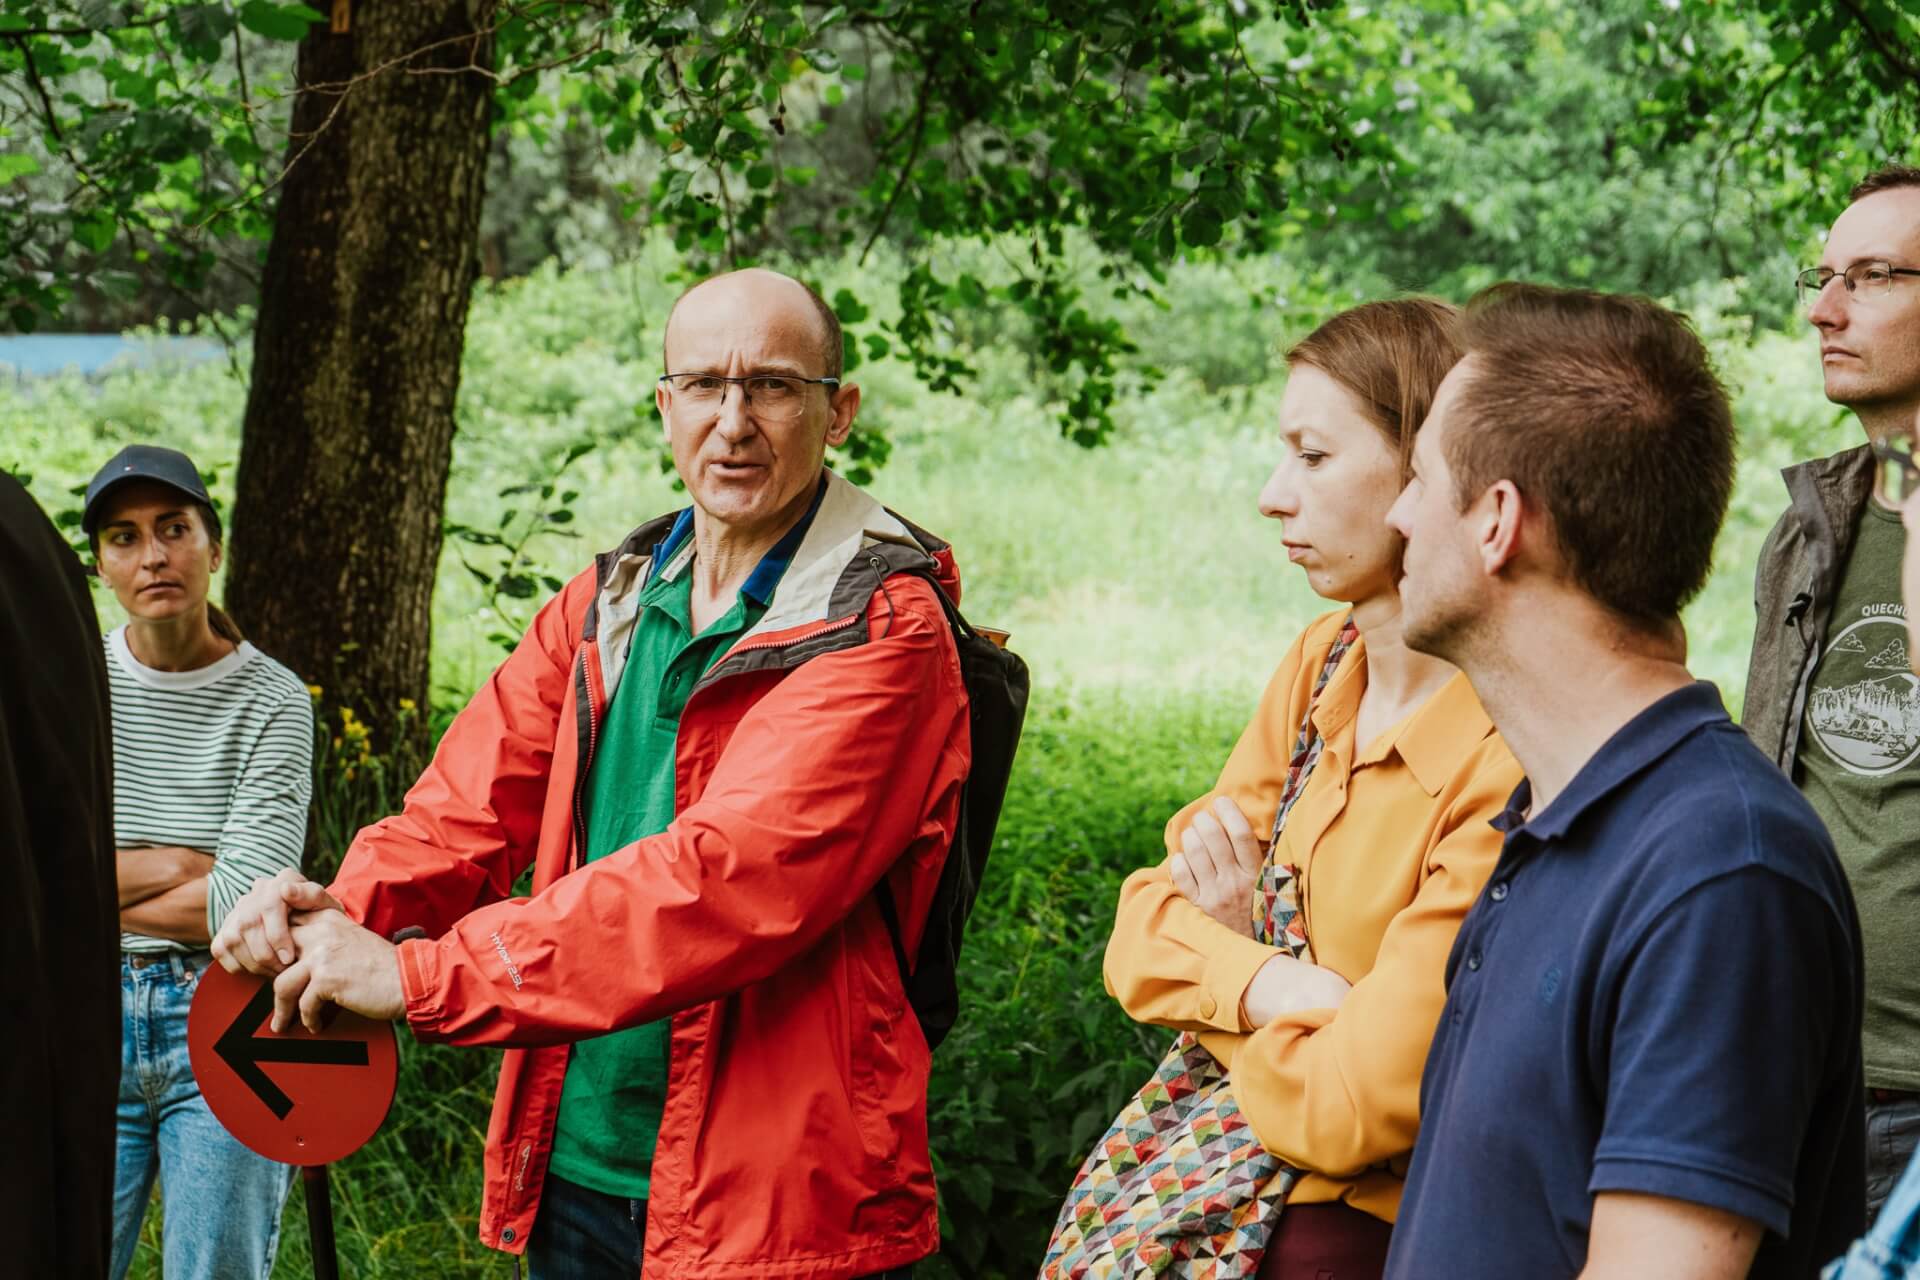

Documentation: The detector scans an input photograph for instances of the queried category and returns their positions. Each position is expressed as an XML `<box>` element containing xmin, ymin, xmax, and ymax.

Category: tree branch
<box><xmin>1834</xmin><ymin>0</ymin><xmax>1920</xmax><ymax>86</ymax></box>
<box><xmin>231</xmin><ymin>17</ymin><xmax>262</xmax><ymax>155</ymax></box>
<box><xmin>859</xmin><ymin>64</ymin><xmax>932</xmax><ymax>265</ymax></box>
<box><xmin>6</xmin><ymin>32</ymin><xmax>66</xmax><ymax>143</ymax></box>
<box><xmin>1690</xmin><ymin>44</ymin><xmax>1811</xmax><ymax>276</ymax></box>
<box><xmin>0</xmin><ymin>16</ymin><xmax>164</xmax><ymax>38</ymax></box>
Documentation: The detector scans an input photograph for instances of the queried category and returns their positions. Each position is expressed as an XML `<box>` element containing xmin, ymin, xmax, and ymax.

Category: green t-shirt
<box><xmin>1795</xmin><ymin>498</ymin><xmax>1920</xmax><ymax>1090</ymax></box>
<box><xmin>545</xmin><ymin>559</ymin><xmax>770</xmax><ymax>1198</ymax></box>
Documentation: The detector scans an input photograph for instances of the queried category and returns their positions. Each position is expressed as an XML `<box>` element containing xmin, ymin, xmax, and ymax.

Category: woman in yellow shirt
<box><xmin>1103</xmin><ymin>299</ymin><xmax>1524</xmax><ymax>1279</ymax></box>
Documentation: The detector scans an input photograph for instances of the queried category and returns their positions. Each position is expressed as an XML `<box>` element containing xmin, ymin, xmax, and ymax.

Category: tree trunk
<box><xmin>227</xmin><ymin>0</ymin><xmax>497</xmax><ymax>750</ymax></box>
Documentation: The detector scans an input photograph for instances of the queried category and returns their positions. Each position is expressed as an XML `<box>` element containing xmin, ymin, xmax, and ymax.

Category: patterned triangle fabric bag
<box><xmin>1040</xmin><ymin>618</ymin><xmax>1359</xmax><ymax>1280</ymax></box>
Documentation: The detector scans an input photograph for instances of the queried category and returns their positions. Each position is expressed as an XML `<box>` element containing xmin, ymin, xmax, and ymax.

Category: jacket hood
<box><xmin>587</xmin><ymin>468</ymin><xmax>962</xmax><ymax>701</ymax></box>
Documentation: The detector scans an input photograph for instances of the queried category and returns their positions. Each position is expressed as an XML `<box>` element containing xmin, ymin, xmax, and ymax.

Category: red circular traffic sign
<box><xmin>187</xmin><ymin>962</ymin><xmax>398</xmax><ymax>1166</ymax></box>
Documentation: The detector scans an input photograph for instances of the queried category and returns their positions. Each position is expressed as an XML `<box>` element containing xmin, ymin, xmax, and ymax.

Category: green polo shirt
<box><xmin>546</xmin><ymin>494</ymin><xmax>816</xmax><ymax>1199</ymax></box>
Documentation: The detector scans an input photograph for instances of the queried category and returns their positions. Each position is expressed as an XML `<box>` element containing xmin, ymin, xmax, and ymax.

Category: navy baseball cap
<box><xmin>82</xmin><ymin>445</ymin><xmax>214</xmax><ymax>534</ymax></box>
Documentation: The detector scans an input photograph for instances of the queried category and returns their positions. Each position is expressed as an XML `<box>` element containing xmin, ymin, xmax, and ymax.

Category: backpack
<box><xmin>874</xmin><ymin>569</ymin><xmax>1030</xmax><ymax>1050</ymax></box>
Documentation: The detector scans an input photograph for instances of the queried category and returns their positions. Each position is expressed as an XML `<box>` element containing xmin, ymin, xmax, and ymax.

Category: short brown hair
<box><xmin>1285</xmin><ymin>296</ymin><xmax>1463</xmax><ymax>479</ymax></box>
<box><xmin>1850</xmin><ymin>164</ymin><xmax>1920</xmax><ymax>203</ymax></box>
<box><xmin>1445</xmin><ymin>283</ymin><xmax>1734</xmax><ymax>625</ymax></box>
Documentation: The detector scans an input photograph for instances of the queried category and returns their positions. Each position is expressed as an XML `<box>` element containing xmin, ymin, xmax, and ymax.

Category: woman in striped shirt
<box><xmin>86</xmin><ymin>446</ymin><xmax>314</xmax><ymax>1280</ymax></box>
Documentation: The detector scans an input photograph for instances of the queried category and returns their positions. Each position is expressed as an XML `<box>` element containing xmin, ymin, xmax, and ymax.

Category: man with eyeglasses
<box><xmin>1747</xmin><ymin>163</ymin><xmax>1920</xmax><ymax>1218</ymax></box>
<box><xmin>211</xmin><ymin>268</ymin><xmax>971</xmax><ymax>1278</ymax></box>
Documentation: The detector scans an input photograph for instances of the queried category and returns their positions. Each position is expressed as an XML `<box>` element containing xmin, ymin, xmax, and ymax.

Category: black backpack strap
<box><xmin>869</xmin><ymin>561</ymin><xmax>1030</xmax><ymax>1048</ymax></box>
<box><xmin>874</xmin><ymin>880</ymin><xmax>914</xmax><ymax>979</ymax></box>
<box><xmin>871</xmin><ymin>567</ymin><xmax>958</xmax><ymax>985</ymax></box>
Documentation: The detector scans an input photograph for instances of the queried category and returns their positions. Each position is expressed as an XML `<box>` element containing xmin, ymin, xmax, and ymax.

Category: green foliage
<box><xmin>3</xmin><ymin>0</ymin><xmax>1466</xmax><ymax>450</ymax></box>
<box><xmin>8</xmin><ymin>245</ymin><xmax>1858</xmax><ymax>1276</ymax></box>
<box><xmin>1639</xmin><ymin>0</ymin><xmax>1920</xmax><ymax>244</ymax></box>
<box><xmin>0</xmin><ymin>1</ymin><xmax>299</xmax><ymax>329</ymax></box>
<box><xmin>918</xmin><ymin>692</ymin><xmax>1244</xmax><ymax>1277</ymax></box>
<box><xmin>1</xmin><ymin>241</ymin><xmax>1835</xmax><ymax>705</ymax></box>
<box><xmin>12</xmin><ymin>0</ymin><xmax>1907</xmax><ymax>457</ymax></box>
<box><xmin>1303</xmin><ymin>0</ymin><xmax>1797</xmax><ymax>311</ymax></box>
<box><xmin>307</xmin><ymin>693</ymin><xmax>431</xmax><ymax>882</ymax></box>
<box><xmin>445</xmin><ymin>438</ymin><xmax>595</xmax><ymax>653</ymax></box>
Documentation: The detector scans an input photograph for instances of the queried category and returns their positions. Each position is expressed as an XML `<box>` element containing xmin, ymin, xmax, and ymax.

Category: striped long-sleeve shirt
<box><xmin>106</xmin><ymin>625</ymin><xmax>314</xmax><ymax>954</ymax></box>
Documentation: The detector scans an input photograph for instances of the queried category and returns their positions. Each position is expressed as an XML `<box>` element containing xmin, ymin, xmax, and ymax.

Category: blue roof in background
<box><xmin>0</xmin><ymin>334</ymin><xmax>224</xmax><ymax>379</ymax></box>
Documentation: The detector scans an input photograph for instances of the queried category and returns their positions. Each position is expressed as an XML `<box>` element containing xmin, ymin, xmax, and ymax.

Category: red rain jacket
<box><xmin>329</xmin><ymin>472</ymin><xmax>970</xmax><ymax>1277</ymax></box>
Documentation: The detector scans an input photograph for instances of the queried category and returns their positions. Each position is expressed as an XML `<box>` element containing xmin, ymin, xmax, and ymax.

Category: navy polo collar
<box><xmin>646</xmin><ymin>474</ymin><xmax>829</xmax><ymax>606</ymax></box>
<box><xmin>1492</xmin><ymin>680</ymin><xmax>1731</xmax><ymax>843</ymax></box>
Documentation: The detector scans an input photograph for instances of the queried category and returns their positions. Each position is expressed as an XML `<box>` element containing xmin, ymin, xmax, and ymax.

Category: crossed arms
<box><xmin>118</xmin><ymin>845</ymin><xmax>212</xmax><ymax>944</ymax></box>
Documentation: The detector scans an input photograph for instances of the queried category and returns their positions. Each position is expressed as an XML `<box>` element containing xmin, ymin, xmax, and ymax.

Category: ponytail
<box><xmin>208</xmin><ymin>602</ymin><xmax>245</xmax><ymax>646</ymax></box>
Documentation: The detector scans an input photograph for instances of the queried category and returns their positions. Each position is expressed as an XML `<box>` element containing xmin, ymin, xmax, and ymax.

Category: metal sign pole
<box><xmin>302</xmin><ymin>1165</ymin><xmax>340</xmax><ymax>1280</ymax></box>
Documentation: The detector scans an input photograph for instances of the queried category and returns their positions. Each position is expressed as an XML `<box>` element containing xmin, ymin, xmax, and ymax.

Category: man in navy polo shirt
<box><xmin>1382</xmin><ymin>283</ymin><xmax>1866</xmax><ymax>1278</ymax></box>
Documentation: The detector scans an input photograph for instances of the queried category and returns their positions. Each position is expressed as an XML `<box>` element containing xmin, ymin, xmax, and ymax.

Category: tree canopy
<box><xmin>2</xmin><ymin>0</ymin><xmax>1915</xmax><ymax>742</ymax></box>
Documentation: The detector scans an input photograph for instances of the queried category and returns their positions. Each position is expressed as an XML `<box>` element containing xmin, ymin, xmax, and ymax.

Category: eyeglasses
<box><xmin>658</xmin><ymin>372</ymin><xmax>840</xmax><ymax>422</ymax></box>
<box><xmin>1871</xmin><ymin>433</ymin><xmax>1920</xmax><ymax>505</ymax></box>
<box><xmin>1795</xmin><ymin>261</ymin><xmax>1920</xmax><ymax>309</ymax></box>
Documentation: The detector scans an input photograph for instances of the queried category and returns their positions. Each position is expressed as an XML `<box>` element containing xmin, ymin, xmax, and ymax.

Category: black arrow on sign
<box><xmin>215</xmin><ymin>981</ymin><xmax>370</xmax><ymax>1120</ymax></box>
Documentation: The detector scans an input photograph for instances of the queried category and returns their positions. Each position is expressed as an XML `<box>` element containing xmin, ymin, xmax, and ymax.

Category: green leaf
<box><xmin>168</xmin><ymin>3</ymin><xmax>234</xmax><ymax>59</ymax></box>
<box><xmin>1180</xmin><ymin>205</ymin><xmax>1224</xmax><ymax>248</ymax></box>
<box><xmin>221</xmin><ymin>132</ymin><xmax>265</xmax><ymax>168</ymax></box>
<box><xmin>832</xmin><ymin>288</ymin><xmax>868</xmax><ymax>324</ymax></box>
<box><xmin>75</xmin><ymin>0</ymin><xmax>123</xmax><ymax>29</ymax></box>
<box><xmin>657</xmin><ymin>7</ymin><xmax>700</xmax><ymax>36</ymax></box>
<box><xmin>661</xmin><ymin>167</ymin><xmax>694</xmax><ymax>208</ymax></box>
<box><xmin>71</xmin><ymin>209</ymin><xmax>117</xmax><ymax>254</ymax></box>
<box><xmin>0</xmin><ymin>154</ymin><xmax>40</xmax><ymax>184</ymax></box>
<box><xmin>238</xmin><ymin>0</ymin><xmax>323</xmax><ymax>42</ymax></box>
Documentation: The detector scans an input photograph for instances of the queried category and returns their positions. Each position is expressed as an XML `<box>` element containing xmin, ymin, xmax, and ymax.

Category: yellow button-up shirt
<box><xmin>1103</xmin><ymin>609</ymin><xmax>1522</xmax><ymax>1222</ymax></box>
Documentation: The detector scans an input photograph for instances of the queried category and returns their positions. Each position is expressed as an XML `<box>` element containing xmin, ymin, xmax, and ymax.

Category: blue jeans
<box><xmin>1825</xmin><ymin>1095</ymin><xmax>1920</xmax><ymax>1279</ymax></box>
<box><xmin>1827</xmin><ymin>1145</ymin><xmax>1920</xmax><ymax>1278</ymax></box>
<box><xmin>1868</xmin><ymin>1095</ymin><xmax>1920</xmax><ymax>1221</ymax></box>
<box><xmin>110</xmin><ymin>951</ymin><xmax>293</xmax><ymax>1280</ymax></box>
<box><xmin>528</xmin><ymin>1173</ymin><xmax>919</xmax><ymax>1279</ymax></box>
<box><xmin>528</xmin><ymin>1175</ymin><xmax>644</xmax><ymax>1280</ymax></box>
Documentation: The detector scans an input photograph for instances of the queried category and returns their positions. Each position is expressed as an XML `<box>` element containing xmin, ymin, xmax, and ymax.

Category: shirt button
<box><xmin>1489</xmin><ymin>882</ymin><xmax>1509</xmax><ymax>902</ymax></box>
<box><xmin>1199</xmin><ymin>994</ymin><xmax>1218</xmax><ymax>1019</ymax></box>
<box><xmin>1466</xmin><ymin>950</ymin><xmax>1483</xmax><ymax>971</ymax></box>
<box><xmin>501</xmin><ymin>1228</ymin><xmax>516</xmax><ymax>1244</ymax></box>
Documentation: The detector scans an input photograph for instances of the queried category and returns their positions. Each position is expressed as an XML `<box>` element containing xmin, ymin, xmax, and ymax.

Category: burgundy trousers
<box><xmin>1255</xmin><ymin>1202</ymin><xmax>1394</xmax><ymax>1280</ymax></box>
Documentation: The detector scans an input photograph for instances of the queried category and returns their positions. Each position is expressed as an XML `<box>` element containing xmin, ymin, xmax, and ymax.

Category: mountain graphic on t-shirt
<box><xmin>1867</xmin><ymin>637</ymin><xmax>1911</xmax><ymax>672</ymax></box>
<box><xmin>1809</xmin><ymin>673</ymin><xmax>1920</xmax><ymax>763</ymax></box>
<box><xmin>1832</xmin><ymin>632</ymin><xmax>1869</xmax><ymax>655</ymax></box>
